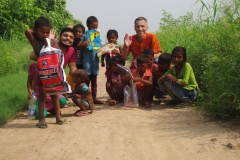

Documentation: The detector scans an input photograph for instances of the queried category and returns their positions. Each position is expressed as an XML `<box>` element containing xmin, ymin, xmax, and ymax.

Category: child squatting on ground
<box><xmin>106</xmin><ymin>55</ymin><xmax>128</xmax><ymax>106</ymax></box>
<box><xmin>25</xmin><ymin>16</ymin><xmax>66</xmax><ymax>128</ymax></box>
<box><xmin>65</xmin><ymin>69</ymin><xmax>95</xmax><ymax>116</ymax></box>
<box><xmin>131</xmin><ymin>54</ymin><xmax>153</xmax><ymax>108</ymax></box>
<box><xmin>101</xmin><ymin>29</ymin><xmax>123</xmax><ymax>76</ymax></box>
<box><xmin>158</xmin><ymin>46</ymin><xmax>199</xmax><ymax>109</ymax></box>
<box><xmin>81</xmin><ymin>16</ymin><xmax>103</xmax><ymax>104</ymax></box>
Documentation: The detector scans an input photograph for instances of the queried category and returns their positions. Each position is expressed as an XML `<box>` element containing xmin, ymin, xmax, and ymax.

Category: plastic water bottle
<box><xmin>28</xmin><ymin>92</ymin><xmax>37</xmax><ymax>119</ymax></box>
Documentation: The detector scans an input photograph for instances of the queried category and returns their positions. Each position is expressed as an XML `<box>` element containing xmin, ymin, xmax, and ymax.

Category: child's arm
<box><xmin>101</xmin><ymin>54</ymin><xmax>105</xmax><ymax>67</ymax></box>
<box><xmin>25</xmin><ymin>29</ymin><xmax>36</xmax><ymax>51</ymax></box>
<box><xmin>133</xmin><ymin>76</ymin><xmax>153</xmax><ymax>86</ymax></box>
<box><xmin>74</xmin><ymin>40</ymin><xmax>84</xmax><ymax>50</ymax></box>
<box><xmin>158</xmin><ymin>74</ymin><xmax>177</xmax><ymax>84</ymax></box>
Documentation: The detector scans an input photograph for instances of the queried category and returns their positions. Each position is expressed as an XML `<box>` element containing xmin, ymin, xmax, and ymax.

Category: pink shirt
<box><xmin>63</xmin><ymin>47</ymin><xmax>76</xmax><ymax>68</ymax></box>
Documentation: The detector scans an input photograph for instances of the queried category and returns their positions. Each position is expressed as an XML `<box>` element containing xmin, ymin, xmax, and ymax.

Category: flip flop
<box><xmin>109</xmin><ymin>100</ymin><xmax>117</xmax><ymax>106</ymax></box>
<box><xmin>75</xmin><ymin>111</ymin><xmax>90</xmax><ymax>117</ymax></box>
<box><xmin>56</xmin><ymin>118</ymin><xmax>67</xmax><ymax>125</ymax></box>
<box><xmin>143</xmin><ymin>102</ymin><xmax>151</xmax><ymax>108</ymax></box>
<box><xmin>36</xmin><ymin>122</ymin><xmax>48</xmax><ymax>129</ymax></box>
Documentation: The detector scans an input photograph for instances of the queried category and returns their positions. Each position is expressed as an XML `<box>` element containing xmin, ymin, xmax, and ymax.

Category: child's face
<box><xmin>74</xmin><ymin>28</ymin><xmax>83</xmax><ymax>39</ymax></box>
<box><xmin>158</xmin><ymin>61</ymin><xmax>170</xmax><ymax>73</ymax></box>
<box><xmin>137</xmin><ymin>62</ymin><xmax>148</xmax><ymax>74</ymax></box>
<box><xmin>107</xmin><ymin>33</ymin><xmax>117</xmax><ymax>44</ymax></box>
<box><xmin>172</xmin><ymin>51</ymin><xmax>184</xmax><ymax>66</ymax></box>
<box><xmin>72</xmin><ymin>74</ymin><xmax>81</xmax><ymax>84</ymax></box>
<box><xmin>147</xmin><ymin>55</ymin><xmax>154</xmax><ymax>65</ymax></box>
<box><xmin>35</xmin><ymin>26</ymin><xmax>51</xmax><ymax>41</ymax></box>
<box><xmin>87</xmin><ymin>22</ymin><xmax>98</xmax><ymax>30</ymax></box>
<box><xmin>111</xmin><ymin>62</ymin><xmax>119</xmax><ymax>73</ymax></box>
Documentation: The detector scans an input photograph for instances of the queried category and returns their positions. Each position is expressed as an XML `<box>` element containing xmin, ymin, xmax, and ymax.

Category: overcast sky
<box><xmin>66</xmin><ymin>0</ymin><xmax>213</xmax><ymax>44</ymax></box>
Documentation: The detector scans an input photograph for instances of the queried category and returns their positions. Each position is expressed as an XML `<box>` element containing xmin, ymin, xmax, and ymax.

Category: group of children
<box><xmin>25</xmin><ymin>16</ymin><xmax>199</xmax><ymax>128</ymax></box>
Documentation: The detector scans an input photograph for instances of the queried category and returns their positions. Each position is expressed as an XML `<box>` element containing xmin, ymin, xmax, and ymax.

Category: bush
<box><xmin>156</xmin><ymin>0</ymin><xmax>240</xmax><ymax>117</ymax></box>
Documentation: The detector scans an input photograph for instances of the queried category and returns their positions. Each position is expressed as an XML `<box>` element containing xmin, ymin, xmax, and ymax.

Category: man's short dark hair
<box><xmin>60</xmin><ymin>27</ymin><xmax>74</xmax><ymax>36</ymax></box>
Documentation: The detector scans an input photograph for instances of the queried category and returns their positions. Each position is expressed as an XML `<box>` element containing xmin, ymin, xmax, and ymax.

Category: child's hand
<box><xmin>83</xmin><ymin>41</ymin><xmax>90</xmax><ymax>47</ymax></box>
<box><xmin>106</xmin><ymin>83</ymin><xmax>110</xmax><ymax>87</ymax></box>
<box><xmin>112</xmin><ymin>79</ymin><xmax>117</xmax><ymax>84</ymax></box>
<box><xmin>101</xmin><ymin>63</ymin><xmax>105</xmax><ymax>67</ymax></box>
<box><xmin>74</xmin><ymin>94</ymin><xmax>81</xmax><ymax>98</ymax></box>
<box><xmin>49</xmin><ymin>29</ymin><xmax>56</xmax><ymax>39</ymax></box>
<box><xmin>167</xmin><ymin>74</ymin><xmax>178</xmax><ymax>82</ymax></box>
<box><xmin>68</xmin><ymin>23</ymin><xmax>74</xmax><ymax>28</ymax></box>
<box><xmin>132</xmin><ymin>77</ymin><xmax>141</xmax><ymax>82</ymax></box>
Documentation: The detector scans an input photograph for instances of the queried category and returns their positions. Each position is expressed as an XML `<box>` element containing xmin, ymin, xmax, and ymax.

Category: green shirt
<box><xmin>164</xmin><ymin>62</ymin><xmax>199</xmax><ymax>91</ymax></box>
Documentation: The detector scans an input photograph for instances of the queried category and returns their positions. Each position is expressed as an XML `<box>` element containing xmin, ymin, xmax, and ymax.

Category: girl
<box><xmin>106</xmin><ymin>55</ymin><xmax>128</xmax><ymax>106</ymax></box>
<box><xmin>25</xmin><ymin>16</ymin><xmax>64</xmax><ymax>128</ymax></box>
<box><xmin>101</xmin><ymin>29</ymin><xmax>123</xmax><ymax>76</ymax></box>
<box><xmin>66</xmin><ymin>69</ymin><xmax>95</xmax><ymax>116</ymax></box>
<box><xmin>72</xmin><ymin>24</ymin><xmax>86</xmax><ymax>69</ymax></box>
<box><xmin>158</xmin><ymin>46</ymin><xmax>199</xmax><ymax>108</ymax></box>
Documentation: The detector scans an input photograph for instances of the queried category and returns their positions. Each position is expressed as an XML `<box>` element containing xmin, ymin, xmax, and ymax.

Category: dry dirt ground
<box><xmin>1</xmin><ymin>65</ymin><xmax>240</xmax><ymax>160</ymax></box>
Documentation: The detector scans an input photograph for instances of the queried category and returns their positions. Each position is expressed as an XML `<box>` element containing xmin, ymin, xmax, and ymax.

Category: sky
<box><xmin>66</xmin><ymin>0</ymin><xmax>213</xmax><ymax>44</ymax></box>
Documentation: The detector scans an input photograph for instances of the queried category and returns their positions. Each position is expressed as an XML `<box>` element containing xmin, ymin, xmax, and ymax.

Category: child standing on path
<box><xmin>106</xmin><ymin>55</ymin><xmax>127</xmax><ymax>106</ymax></box>
<box><xmin>73</xmin><ymin>24</ymin><xmax>86</xmax><ymax>69</ymax></box>
<box><xmin>131</xmin><ymin>54</ymin><xmax>153</xmax><ymax>108</ymax></box>
<box><xmin>158</xmin><ymin>46</ymin><xmax>199</xmax><ymax>108</ymax></box>
<box><xmin>25</xmin><ymin>16</ymin><xmax>66</xmax><ymax>128</ymax></box>
<box><xmin>66</xmin><ymin>69</ymin><xmax>94</xmax><ymax>116</ymax></box>
<box><xmin>81</xmin><ymin>16</ymin><xmax>103</xmax><ymax>104</ymax></box>
<box><xmin>101</xmin><ymin>29</ymin><xmax>123</xmax><ymax>76</ymax></box>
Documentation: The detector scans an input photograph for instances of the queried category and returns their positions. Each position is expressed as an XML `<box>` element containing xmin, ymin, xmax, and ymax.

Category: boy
<box><xmin>80</xmin><ymin>16</ymin><xmax>103</xmax><ymax>104</ymax></box>
<box><xmin>156</xmin><ymin>53</ymin><xmax>172</xmax><ymax>98</ymax></box>
<box><xmin>131</xmin><ymin>54</ymin><xmax>153</xmax><ymax>108</ymax></box>
<box><xmin>25</xmin><ymin>16</ymin><xmax>65</xmax><ymax>128</ymax></box>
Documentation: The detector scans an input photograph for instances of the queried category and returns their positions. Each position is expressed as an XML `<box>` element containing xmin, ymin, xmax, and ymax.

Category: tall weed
<box><xmin>156</xmin><ymin>0</ymin><xmax>240</xmax><ymax>117</ymax></box>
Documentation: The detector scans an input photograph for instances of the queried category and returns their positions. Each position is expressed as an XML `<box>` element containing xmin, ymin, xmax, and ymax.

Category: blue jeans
<box><xmin>166</xmin><ymin>82</ymin><xmax>197</xmax><ymax>103</ymax></box>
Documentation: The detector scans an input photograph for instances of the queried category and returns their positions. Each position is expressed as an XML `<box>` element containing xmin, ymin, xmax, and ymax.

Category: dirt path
<box><xmin>1</xmin><ymin>65</ymin><xmax>240</xmax><ymax>160</ymax></box>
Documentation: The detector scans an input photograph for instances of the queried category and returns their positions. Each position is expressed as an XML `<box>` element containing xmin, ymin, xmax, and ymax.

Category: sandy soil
<box><xmin>1</xmin><ymin>65</ymin><xmax>240</xmax><ymax>160</ymax></box>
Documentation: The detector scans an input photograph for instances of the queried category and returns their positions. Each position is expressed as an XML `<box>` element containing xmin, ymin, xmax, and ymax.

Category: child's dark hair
<box><xmin>107</xmin><ymin>29</ymin><xmax>118</xmax><ymax>39</ymax></box>
<box><xmin>60</xmin><ymin>27</ymin><xmax>74</xmax><ymax>36</ymax></box>
<box><xmin>73</xmin><ymin>69</ymin><xmax>89</xmax><ymax>83</ymax></box>
<box><xmin>158</xmin><ymin>52</ymin><xmax>172</xmax><ymax>64</ymax></box>
<box><xmin>34</xmin><ymin>16</ymin><xmax>51</xmax><ymax>29</ymax></box>
<box><xmin>86</xmin><ymin>16</ymin><xmax>98</xmax><ymax>26</ymax></box>
<box><xmin>141</xmin><ymin>48</ymin><xmax>154</xmax><ymax>56</ymax></box>
<box><xmin>136</xmin><ymin>54</ymin><xmax>150</xmax><ymax>64</ymax></box>
<box><xmin>73</xmin><ymin>24</ymin><xmax>85</xmax><ymax>34</ymax></box>
<box><xmin>110</xmin><ymin>55</ymin><xmax>125</xmax><ymax>66</ymax></box>
<box><xmin>172</xmin><ymin>46</ymin><xmax>187</xmax><ymax>62</ymax></box>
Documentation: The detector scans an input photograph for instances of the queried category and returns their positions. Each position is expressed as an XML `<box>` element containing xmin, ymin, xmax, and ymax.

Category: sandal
<box><xmin>143</xmin><ymin>102</ymin><xmax>151</xmax><ymax>108</ymax></box>
<box><xmin>36</xmin><ymin>122</ymin><xmax>48</xmax><ymax>129</ymax></box>
<box><xmin>75</xmin><ymin>111</ymin><xmax>89</xmax><ymax>117</ymax></box>
<box><xmin>56</xmin><ymin>118</ymin><xmax>67</xmax><ymax>125</ymax></box>
<box><xmin>94</xmin><ymin>99</ymin><xmax>104</xmax><ymax>104</ymax></box>
<box><xmin>109</xmin><ymin>100</ymin><xmax>117</xmax><ymax>106</ymax></box>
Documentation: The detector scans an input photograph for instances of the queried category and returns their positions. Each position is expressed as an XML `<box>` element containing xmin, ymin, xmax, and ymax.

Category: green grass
<box><xmin>0</xmin><ymin>71</ymin><xmax>28</xmax><ymax>125</ymax></box>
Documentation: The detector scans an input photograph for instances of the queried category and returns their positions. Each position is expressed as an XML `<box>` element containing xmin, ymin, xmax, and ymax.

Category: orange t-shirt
<box><xmin>132</xmin><ymin>68</ymin><xmax>152</xmax><ymax>90</ymax></box>
<box><xmin>128</xmin><ymin>33</ymin><xmax>162</xmax><ymax>60</ymax></box>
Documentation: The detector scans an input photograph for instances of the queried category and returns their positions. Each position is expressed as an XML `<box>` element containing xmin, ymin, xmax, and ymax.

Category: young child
<box><xmin>73</xmin><ymin>24</ymin><xmax>86</xmax><ymax>69</ymax></box>
<box><xmin>27</xmin><ymin>52</ymin><xmax>67</xmax><ymax>115</ymax></box>
<box><xmin>155</xmin><ymin>52</ymin><xmax>172</xmax><ymax>98</ymax></box>
<box><xmin>67</xmin><ymin>69</ymin><xmax>94</xmax><ymax>116</ymax></box>
<box><xmin>131</xmin><ymin>54</ymin><xmax>153</xmax><ymax>108</ymax></box>
<box><xmin>25</xmin><ymin>16</ymin><xmax>65</xmax><ymax>128</ymax></box>
<box><xmin>106</xmin><ymin>55</ymin><xmax>127</xmax><ymax>106</ymax></box>
<box><xmin>141</xmin><ymin>49</ymin><xmax>158</xmax><ymax>101</ymax></box>
<box><xmin>101</xmin><ymin>29</ymin><xmax>123</xmax><ymax>76</ymax></box>
<box><xmin>81</xmin><ymin>16</ymin><xmax>103</xmax><ymax>104</ymax></box>
<box><xmin>158</xmin><ymin>46</ymin><xmax>199</xmax><ymax>108</ymax></box>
